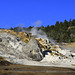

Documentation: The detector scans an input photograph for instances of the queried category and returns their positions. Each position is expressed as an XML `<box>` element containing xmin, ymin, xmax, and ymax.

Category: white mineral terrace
<box><xmin>0</xmin><ymin>47</ymin><xmax>75</xmax><ymax>69</ymax></box>
<box><xmin>0</xmin><ymin>31</ymin><xmax>75</xmax><ymax>69</ymax></box>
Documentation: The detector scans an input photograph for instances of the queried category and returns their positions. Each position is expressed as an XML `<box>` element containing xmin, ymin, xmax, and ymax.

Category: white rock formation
<box><xmin>0</xmin><ymin>31</ymin><xmax>75</xmax><ymax>68</ymax></box>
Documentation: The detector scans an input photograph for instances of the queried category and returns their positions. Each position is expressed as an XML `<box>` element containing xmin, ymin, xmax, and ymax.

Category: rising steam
<box><xmin>33</xmin><ymin>20</ymin><xmax>42</xmax><ymax>27</ymax></box>
<box><xmin>30</xmin><ymin>27</ymin><xmax>48</xmax><ymax>39</ymax></box>
<box><xmin>30</xmin><ymin>20</ymin><xmax>48</xmax><ymax>39</ymax></box>
<box><xmin>16</xmin><ymin>21</ymin><xmax>55</xmax><ymax>43</ymax></box>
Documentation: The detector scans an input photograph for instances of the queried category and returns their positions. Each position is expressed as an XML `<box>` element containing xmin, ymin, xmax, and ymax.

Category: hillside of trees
<box><xmin>10</xmin><ymin>19</ymin><xmax>75</xmax><ymax>43</ymax></box>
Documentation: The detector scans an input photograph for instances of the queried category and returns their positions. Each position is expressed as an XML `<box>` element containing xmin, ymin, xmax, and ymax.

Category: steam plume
<box><xmin>30</xmin><ymin>27</ymin><xmax>48</xmax><ymax>39</ymax></box>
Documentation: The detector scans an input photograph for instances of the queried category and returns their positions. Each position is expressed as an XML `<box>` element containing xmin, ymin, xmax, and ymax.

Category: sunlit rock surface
<box><xmin>0</xmin><ymin>29</ymin><xmax>75</xmax><ymax>67</ymax></box>
<box><xmin>22</xmin><ymin>39</ymin><xmax>43</xmax><ymax>61</ymax></box>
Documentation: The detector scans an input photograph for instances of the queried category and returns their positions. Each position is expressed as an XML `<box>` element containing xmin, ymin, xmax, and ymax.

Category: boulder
<box><xmin>22</xmin><ymin>39</ymin><xmax>43</xmax><ymax>61</ymax></box>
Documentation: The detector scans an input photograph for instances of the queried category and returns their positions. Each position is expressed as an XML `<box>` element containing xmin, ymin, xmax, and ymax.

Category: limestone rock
<box><xmin>0</xmin><ymin>29</ymin><xmax>75</xmax><ymax>65</ymax></box>
<box><xmin>0</xmin><ymin>32</ymin><xmax>26</xmax><ymax>60</ymax></box>
<box><xmin>22</xmin><ymin>39</ymin><xmax>43</xmax><ymax>61</ymax></box>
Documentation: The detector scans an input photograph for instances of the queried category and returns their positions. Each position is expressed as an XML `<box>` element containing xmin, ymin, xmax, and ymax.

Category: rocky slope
<box><xmin>0</xmin><ymin>29</ymin><xmax>75</xmax><ymax>67</ymax></box>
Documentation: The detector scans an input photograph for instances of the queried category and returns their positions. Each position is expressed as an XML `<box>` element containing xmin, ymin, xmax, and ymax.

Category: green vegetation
<box><xmin>7</xmin><ymin>19</ymin><xmax>75</xmax><ymax>43</ymax></box>
<box><xmin>42</xmin><ymin>19</ymin><xmax>75</xmax><ymax>43</ymax></box>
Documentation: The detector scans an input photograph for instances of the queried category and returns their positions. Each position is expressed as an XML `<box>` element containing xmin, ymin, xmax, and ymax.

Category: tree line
<box><xmin>10</xmin><ymin>19</ymin><xmax>75</xmax><ymax>43</ymax></box>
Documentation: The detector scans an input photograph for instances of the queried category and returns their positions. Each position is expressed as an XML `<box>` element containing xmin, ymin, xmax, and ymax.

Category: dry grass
<box><xmin>66</xmin><ymin>42</ymin><xmax>75</xmax><ymax>47</ymax></box>
<box><xmin>0</xmin><ymin>70</ymin><xmax>75</xmax><ymax>75</ymax></box>
<box><xmin>61</xmin><ymin>42</ymin><xmax>75</xmax><ymax>47</ymax></box>
<box><xmin>0</xmin><ymin>64</ymin><xmax>75</xmax><ymax>75</ymax></box>
<box><xmin>59</xmin><ymin>42</ymin><xmax>75</xmax><ymax>52</ymax></box>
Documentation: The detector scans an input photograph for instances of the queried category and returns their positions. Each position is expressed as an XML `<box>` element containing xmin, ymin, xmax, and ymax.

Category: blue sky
<box><xmin>0</xmin><ymin>0</ymin><xmax>75</xmax><ymax>28</ymax></box>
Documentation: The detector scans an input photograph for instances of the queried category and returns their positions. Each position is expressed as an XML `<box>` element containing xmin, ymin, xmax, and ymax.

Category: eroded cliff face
<box><xmin>0</xmin><ymin>29</ymin><xmax>75</xmax><ymax>66</ymax></box>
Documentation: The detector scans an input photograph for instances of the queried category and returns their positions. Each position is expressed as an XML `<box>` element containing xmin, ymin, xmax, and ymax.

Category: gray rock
<box><xmin>22</xmin><ymin>39</ymin><xmax>43</xmax><ymax>61</ymax></box>
<box><xmin>29</xmin><ymin>51</ymin><xmax>43</xmax><ymax>61</ymax></box>
<box><xmin>0</xmin><ymin>32</ymin><xmax>43</xmax><ymax>62</ymax></box>
<box><xmin>0</xmin><ymin>32</ymin><xmax>26</xmax><ymax>59</ymax></box>
<box><xmin>0</xmin><ymin>38</ymin><xmax>2</xmax><ymax>42</ymax></box>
